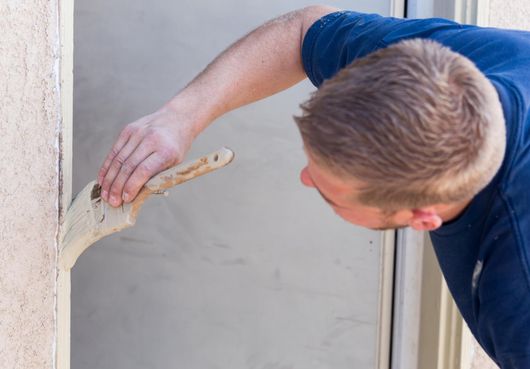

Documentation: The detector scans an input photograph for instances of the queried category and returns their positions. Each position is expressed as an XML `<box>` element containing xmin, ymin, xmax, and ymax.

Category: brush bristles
<box><xmin>59</xmin><ymin>180</ymin><xmax>135</xmax><ymax>270</ymax></box>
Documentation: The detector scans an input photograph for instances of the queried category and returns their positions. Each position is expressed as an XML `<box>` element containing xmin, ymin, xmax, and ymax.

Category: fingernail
<box><xmin>101</xmin><ymin>190</ymin><xmax>108</xmax><ymax>200</ymax></box>
<box><xmin>122</xmin><ymin>192</ymin><xmax>129</xmax><ymax>202</ymax></box>
<box><xmin>110</xmin><ymin>195</ymin><xmax>119</xmax><ymax>206</ymax></box>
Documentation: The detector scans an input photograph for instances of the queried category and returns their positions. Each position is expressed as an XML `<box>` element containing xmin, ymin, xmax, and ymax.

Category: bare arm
<box><xmin>98</xmin><ymin>5</ymin><xmax>339</xmax><ymax>207</ymax></box>
<box><xmin>168</xmin><ymin>5</ymin><xmax>339</xmax><ymax>135</ymax></box>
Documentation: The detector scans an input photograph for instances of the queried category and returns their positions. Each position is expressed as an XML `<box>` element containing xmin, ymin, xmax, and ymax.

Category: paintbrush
<box><xmin>59</xmin><ymin>147</ymin><xmax>234</xmax><ymax>270</ymax></box>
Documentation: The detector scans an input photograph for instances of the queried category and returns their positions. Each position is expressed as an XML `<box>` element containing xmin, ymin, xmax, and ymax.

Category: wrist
<box><xmin>164</xmin><ymin>89</ymin><xmax>219</xmax><ymax>140</ymax></box>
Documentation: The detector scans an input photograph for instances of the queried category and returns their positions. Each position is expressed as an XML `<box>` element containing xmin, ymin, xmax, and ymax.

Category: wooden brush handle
<box><xmin>59</xmin><ymin>148</ymin><xmax>234</xmax><ymax>271</ymax></box>
<box><xmin>144</xmin><ymin>147</ymin><xmax>235</xmax><ymax>193</ymax></box>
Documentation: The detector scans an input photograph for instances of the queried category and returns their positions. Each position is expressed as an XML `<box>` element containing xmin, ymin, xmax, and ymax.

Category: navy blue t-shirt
<box><xmin>302</xmin><ymin>11</ymin><xmax>530</xmax><ymax>368</ymax></box>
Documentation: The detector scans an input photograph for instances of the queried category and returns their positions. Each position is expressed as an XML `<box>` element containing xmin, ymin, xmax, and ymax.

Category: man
<box><xmin>97</xmin><ymin>6</ymin><xmax>530</xmax><ymax>368</ymax></box>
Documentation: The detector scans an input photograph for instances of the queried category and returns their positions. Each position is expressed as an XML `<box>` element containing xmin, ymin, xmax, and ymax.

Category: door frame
<box><xmin>57</xmin><ymin>0</ymin><xmax>74</xmax><ymax>367</ymax></box>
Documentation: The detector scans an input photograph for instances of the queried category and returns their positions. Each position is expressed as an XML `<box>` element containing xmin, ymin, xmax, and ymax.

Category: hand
<box><xmin>97</xmin><ymin>106</ymin><xmax>194</xmax><ymax>207</ymax></box>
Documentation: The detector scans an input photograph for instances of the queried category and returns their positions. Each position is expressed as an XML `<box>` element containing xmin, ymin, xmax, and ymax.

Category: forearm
<box><xmin>98</xmin><ymin>5</ymin><xmax>339</xmax><ymax>207</ymax></box>
<box><xmin>164</xmin><ymin>5</ymin><xmax>339</xmax><ymax>139</ymax></box>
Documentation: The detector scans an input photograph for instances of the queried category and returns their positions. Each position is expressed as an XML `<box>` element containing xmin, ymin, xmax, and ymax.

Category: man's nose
<box><xmin>300</xmin><ymin>167</ymin><xmax>315</xmax><ymax>188</ymax></box>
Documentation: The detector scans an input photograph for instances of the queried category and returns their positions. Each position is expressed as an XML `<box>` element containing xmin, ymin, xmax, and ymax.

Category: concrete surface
<box><xmin>0</xmin><ymin>1</ymin><xmax>60</xmax><ymax>368</ymax></box>
<box><xmin>72</xmin><ymin>1</ymin><xmax>392</xmax><ymax>368</ymax></box>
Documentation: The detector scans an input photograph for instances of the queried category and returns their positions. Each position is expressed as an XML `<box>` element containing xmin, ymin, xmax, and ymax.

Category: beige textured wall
<box><xmin>488</xmin><ymin>0</ymin><xmax>530</xmax><ymax>30</ymax></box>
<box><xmin>469</xmin><ymin>1</ymin><xmax>530</xmax><ymax>368</ymax></box>
<box><xmin>0</xmin><ymin>1</ymin><xmax>60</xmax><ymax>368</ymax></box>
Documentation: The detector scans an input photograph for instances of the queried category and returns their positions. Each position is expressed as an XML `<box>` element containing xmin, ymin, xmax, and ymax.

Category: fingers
<box><xmin>99</xmin><ymin>126</ymin><xmax>145</xmax><ymax>205</ymax></box>
<box><xmin>98</xmin><ymin>108</ymin><xmax>192</xmax><ymax>208</ymax></box>
<box><xmin>98</xmin><ymin>127</ymin><xmax>133</xmax><ymax>186</ymax></box>
<box><xmin>99</xmin><ymin>127</ymin><xmax>182</xmax><ymax>207</ymax></box>
<box><xmin>121</xmin><ymin>153</ymin><xmax>167</xmax><ymax>203</ymax></box>
<box><xmin>106</xmin><ymin>142</ymin><xmax>156</xmax><ymax>207</ymax></box>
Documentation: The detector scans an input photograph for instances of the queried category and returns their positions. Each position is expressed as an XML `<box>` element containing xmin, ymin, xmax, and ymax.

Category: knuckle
<box><xmin>144</xmin><ymin>126</ymin><xmax>157</xmax><ymax>136</ymax></box>
<box><xmin>143</xmin><ymin>135</ymin><xmax>159</xmax><ymax>149</ymax></box>
<box><xmin>119</xmin><ymin>127</ymin><xmax>130</xmax><ymax>138</ymax></box>
<box><xmin>123</xmin><ymin>124</ymin><xmax>137</xmax><ymax>135</ymax></box>
<box><xmin>119</xmin><ymin>161</ymin><xmax>135</xmax><ymax>176</ymax></box>
<box><xmin>159</xmin><ymin>146</ymin><xmax>179</xmax><ymax>163</ymax></box>
<box><xmin>114</xmin><ymin>152</ymin><xmax>128</xmax><ymax>165</ymax></box>
<box><xmin>109</xmin><ymin>160</ymin><xmax>121</xmax><ymax>173</ymax></box>
<box><xmin>110</xmin><ymin>147</ymin><xmax>121</xmax><ymax>158</ymax></box>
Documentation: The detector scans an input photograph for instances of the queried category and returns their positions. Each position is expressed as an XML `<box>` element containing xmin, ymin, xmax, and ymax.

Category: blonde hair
<box><xmin>295</xmin><ymin>38</ymin><xmax>506</xmax><ymax>210</ymax></box>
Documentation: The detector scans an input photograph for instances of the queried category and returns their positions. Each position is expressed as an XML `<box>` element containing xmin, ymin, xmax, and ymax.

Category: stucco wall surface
<box><xmin>0</xmin><ymin>1</ymin><xmax>60</xmax><ymax>368</ymax></box>
<box><xmin>488</xmin><ymin>0</ymin><xmax>530</xmax><ymax>31</ymax></box>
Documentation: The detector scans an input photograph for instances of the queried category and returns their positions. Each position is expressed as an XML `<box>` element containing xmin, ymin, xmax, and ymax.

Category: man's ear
<box><xmin>409</xmin><ymin>208</ymin><xmax>443</xmax><ymax>231</ymax></box>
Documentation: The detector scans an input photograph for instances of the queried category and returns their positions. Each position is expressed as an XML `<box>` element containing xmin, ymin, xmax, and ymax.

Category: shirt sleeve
<box><xmin>301</xmin><ymin>10</ymin><xmax>530</xmax><ymax>97</ymax></box>
<box><xmin>301</xmin><ymin>11</ymin><xmax>460</xmax><ymax>87</ymax></box>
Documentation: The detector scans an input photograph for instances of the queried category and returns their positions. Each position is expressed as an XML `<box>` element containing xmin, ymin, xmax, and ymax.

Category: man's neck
<box><xmin>437</xmin><ymin>199</ymin><xmax>473</xmax><ymax>224</ymax></box>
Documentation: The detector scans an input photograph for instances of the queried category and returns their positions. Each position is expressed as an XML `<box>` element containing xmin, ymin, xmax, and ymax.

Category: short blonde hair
<box><xmin>295</xmin><ymin>38</ymin><xmax>506</xmax><ymax>210</ymax></box>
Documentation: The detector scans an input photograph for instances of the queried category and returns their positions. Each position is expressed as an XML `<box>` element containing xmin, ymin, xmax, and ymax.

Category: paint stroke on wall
<box><xmin>0</xmin><ymin>1</ymin><xmax>61</xmax><ymax>368</ymax></box>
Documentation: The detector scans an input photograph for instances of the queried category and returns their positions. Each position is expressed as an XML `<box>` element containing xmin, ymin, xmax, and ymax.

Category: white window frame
<box><xmin>57</xmin><ymin>0</ymin><xmax>74</xmax><ymax>367</ymax></box>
